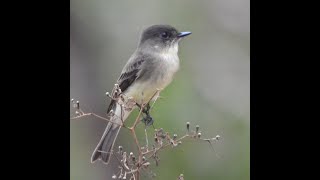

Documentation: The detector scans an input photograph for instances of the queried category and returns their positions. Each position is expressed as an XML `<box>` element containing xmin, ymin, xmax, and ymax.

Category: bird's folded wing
<box><xmin>107</xmin><ymin>55</ymin><xmax>147</xmax><ymax>113</ymax></box>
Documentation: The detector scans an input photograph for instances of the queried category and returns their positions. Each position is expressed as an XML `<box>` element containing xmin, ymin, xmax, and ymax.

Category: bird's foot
<box><xmin>137</xmin><ymin>103</ymin><xmax>154</xmax><ymax>127</ymax></box>
<box><xmin>142</xmin><ymin>114</ymin><xmax>154</xmax><ymax>127</ymax></box>
<box><xmin>136</xmin><ymin>103</ymin><xmax>151</xmax><ymax>115</ymax></box>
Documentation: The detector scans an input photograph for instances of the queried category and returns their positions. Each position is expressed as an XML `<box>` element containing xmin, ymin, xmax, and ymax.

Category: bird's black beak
<box><xmin>177</xmin><ymin>31</ymin><xmax>192</xmax><ymax>38</ymax></box>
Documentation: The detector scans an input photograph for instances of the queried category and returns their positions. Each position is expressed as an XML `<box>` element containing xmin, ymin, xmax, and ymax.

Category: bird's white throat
<box><xmin>157</xmin><ymin>43</ymin><xmax>179</xmax><ymax>65</ymax></box>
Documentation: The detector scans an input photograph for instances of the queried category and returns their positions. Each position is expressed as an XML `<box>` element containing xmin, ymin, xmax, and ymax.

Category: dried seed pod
<box><xmin>173</xmin><ymin>134</ymin><xmax>177</xmax><ymax>140</ymax></box>
<box><xmin>170</xmin><ymin>139</ymin><xmax>174</xmax><ymax>145</ymax></box>
<box><xmin>143</xmin><ymin>161</ymin><xmax>150</xmax><ymax>168</ymax></box>
<box><xmin>119</xmin><ymin>146</ymin><xmax>123</xmax><ymax>155</ymax></box>
<box><xmin>109</xmin><ymin>109</ymin><xmax>114</xmax><ymax>116</ymax></box>
<box><xmin>165</xmin><ymin>132</ymin><xmax>169</xmax><ymax>139</ymax></box>
<box><xmin>178</xmin><ymin>174</ymin><xmax>184</xmax><ymax>180</ymax></box>
<box><xmin>76</xmin><ymin>101</ymin><xmax>80</xmax><ymax>109</ymax></box>
<box><xmin>158</xmin><ymin>128</ymin><xmax>164</xmax><ymax>134</ymax></box>
<box><xmin>197</xmin><ymin>132</ymin><xmax>201</xmax><ymax>138</ymax></box>
<box><xmin>216</xmin><ymin>135</ymin><xmax>221</xmax><ymax>140</ymax></box>
<box><xmin>196</xmin><ymin>125</ymin><xmax>200</xmax><ymax>133</ymax></box>
<box><xmin>186</xmin><ymin>122</ymin><xmax>190</xmax><ymax>131</ymax></box>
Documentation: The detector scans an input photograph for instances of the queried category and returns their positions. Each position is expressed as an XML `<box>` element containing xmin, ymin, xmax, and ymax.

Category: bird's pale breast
<box><xmin>125</xmin><ymin>50</ymin><xmax>179</xmax><ymax>105</ymax></box>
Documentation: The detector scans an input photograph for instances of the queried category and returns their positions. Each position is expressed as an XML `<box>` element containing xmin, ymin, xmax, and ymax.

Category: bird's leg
<box><xmin>135</xmin><ymin>103</ymin><xmax>142</xmax><ymax>111</ymax></box>
<box><xmin>144</xmin><ymin>103</ymin><xmax>151</xmax><ymax>115</ymax></box>
<box><xmin>135</xmin><ymin>103</ymin><xmax>149</xmax><ymax>115</ymax></box>
<box><xmin>143</xmin><ymin>103</ymin><xmax>155</xmax><ymax>127</ymax></box>
<box><xmin>136</xmin><ymin>103</ymin><xmax>154</xmax><ymax>127</ymax></box>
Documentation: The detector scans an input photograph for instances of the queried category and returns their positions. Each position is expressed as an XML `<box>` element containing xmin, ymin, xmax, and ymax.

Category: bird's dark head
<box><xmin>138</xmin><ymin>25</ymin><xmax>191</xmax><ymax>52</ymax></box>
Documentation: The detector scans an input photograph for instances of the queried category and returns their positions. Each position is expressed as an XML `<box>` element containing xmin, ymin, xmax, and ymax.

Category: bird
<box><xmin>91</xmin><ymin>24</ymin><xmax>191</xmax><ymax>164</ymax></box>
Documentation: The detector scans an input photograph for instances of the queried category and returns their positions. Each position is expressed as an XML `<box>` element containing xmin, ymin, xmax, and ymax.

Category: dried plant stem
<box><xmin>142</xmin><ymin>134</ymin><xmax>189</xmax><ymax>157</ymax></box>
<box><xmin>130</xmin><ymin>128</ymin><xmax>141</xmax><ymax>153</ymax></box>
<box><xmin>71</xmin><ymin>86</ymin><xmax>220</xmax><ymax>180</ymax></box>
<box><xmin>145</xmin><ymin>129</ymin><xmax>149</xmax><ymax>149</ymax></box>
<box><xmin>70</xmin><ymin>112</ymin><xmax>127</xmax><ymax>129</ymax></box>
<box><xmin>129</xmin><ymin>90</ymin><xmax>160</xmax><ymax>180</ymax></box>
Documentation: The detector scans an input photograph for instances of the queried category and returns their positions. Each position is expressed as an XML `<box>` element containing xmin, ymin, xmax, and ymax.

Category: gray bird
<box><xmin>91</xmin><ymin>24</ymin><xmax>191</xmax><ymax>164</ymax></box>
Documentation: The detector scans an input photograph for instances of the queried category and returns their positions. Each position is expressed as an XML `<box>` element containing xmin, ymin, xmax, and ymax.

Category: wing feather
<box><xmin>107</xmin><ymin>57</ymin><xmax>146</xmax><ymax>113</ymax></box>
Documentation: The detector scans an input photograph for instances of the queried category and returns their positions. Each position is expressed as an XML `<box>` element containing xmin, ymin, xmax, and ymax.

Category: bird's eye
<box><xmin>160</xmin><ymin>32</ymin><xmax>169</xmax><ymax>39</ymax></box>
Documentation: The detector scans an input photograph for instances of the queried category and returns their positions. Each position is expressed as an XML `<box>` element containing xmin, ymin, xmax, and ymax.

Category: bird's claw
<box><xmin>137</xmin><ymin>103</ymin><xmax>154</xmax><ymax>127</ymax></box>
<box><xmin>142</xmin><ymin>114</ymin><xmax>154</xmax><ymax>127</ymax></box>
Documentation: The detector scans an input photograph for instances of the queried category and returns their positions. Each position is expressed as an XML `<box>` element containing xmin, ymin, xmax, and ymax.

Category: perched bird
<box><xmin>91</xmin><ymin>25</ymin><xmax>191</xmax><ymax>164</ymax></box>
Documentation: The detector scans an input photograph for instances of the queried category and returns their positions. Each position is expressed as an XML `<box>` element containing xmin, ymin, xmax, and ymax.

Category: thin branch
<box><xmin>70</xmin><ymin>113</ymin><xmax>128</xmax><ymax>129</ymax></box>
<box><xmin>120</xmin><ymin>103</ymin><xmax>125</xmax><ymax>125</ymax></box>
<box><xmin>132</xmin><ymin>89</ymin><xmax>160</xmax><ymax>128</ymax></box>
<box><xmin>145</xmin><ymin>129</ymin><xmax>149</xmax><ymax>149</ymax></box>
<box><xmin>146</xmin><ymin>134</ymin><xmax>189</xmax><ymax>158</ymax></box>
<box><xmin>130</xmin><ymin>128</ymin><xmax>141</xmax><ymax>153</ymax></box>
<box><xmin>71</xmin><ymin>86</ymin><xmax>221</xmax><ymax>180</ymax></box>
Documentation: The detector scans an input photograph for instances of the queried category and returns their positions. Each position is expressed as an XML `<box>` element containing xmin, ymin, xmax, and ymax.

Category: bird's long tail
<box><xmin>91</xmin><ymin>103</ymin><xmax>132</xmax><ymax>164</ymax></box>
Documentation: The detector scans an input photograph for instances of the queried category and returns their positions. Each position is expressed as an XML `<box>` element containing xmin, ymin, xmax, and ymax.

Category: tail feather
<box><xmin>91</xmin><ymin>103</ymin><xmax>133</xmax><ymax>164</ymax></box>
<box><xmin>91</xmin><ymin>122</ymin><xmax>121</xmax><ymax>164</ymax></box>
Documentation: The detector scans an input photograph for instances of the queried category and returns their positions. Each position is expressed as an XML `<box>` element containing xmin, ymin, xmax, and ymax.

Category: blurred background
<box><xmin>70</xmin><ymin>0</ymin><xmax>249</xmax><ymax>179</ymax></box>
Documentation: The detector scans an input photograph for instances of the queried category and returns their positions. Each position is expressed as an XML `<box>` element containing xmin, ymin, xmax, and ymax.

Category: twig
<box><xmin>70</xmin><ymin>113</ymin><xmax>128</xmax><ymax>129</ymax></box>
<box><xmin>146</xmin><ymin>134</ymin><xmax>189</xmax><ymax>158</ymax></box>
<box><xmin>145</xmin><ymin>129</ymin><xmax>149</xmax><ymax>149</ymax></box>
<box><xmin>71</xmin><ymin>86</ymin><xmax>221</xmax><ymax>180</ymax></box>
<box><xmin>131</xmin><ymin>89</ymin><xmax>160</xmax><ymax>128</ymax></box>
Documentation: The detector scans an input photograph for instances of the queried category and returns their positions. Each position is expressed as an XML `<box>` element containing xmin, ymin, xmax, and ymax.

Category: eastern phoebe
<box><xmin>91</xmin><ymin>24</ymin><xmax>191</xmax><ymax>164</ymax></box>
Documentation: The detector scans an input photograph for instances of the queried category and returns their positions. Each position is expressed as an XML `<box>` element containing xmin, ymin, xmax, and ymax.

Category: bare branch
<box><xmin>70</xmin><ymin>112</ymin><xmax>128</xmax><ymax>129</ymax></box>
<box><xmin>71</xmin><ymin>86</ymin><xmax>221</xmax><ymax>180</ymax></box>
